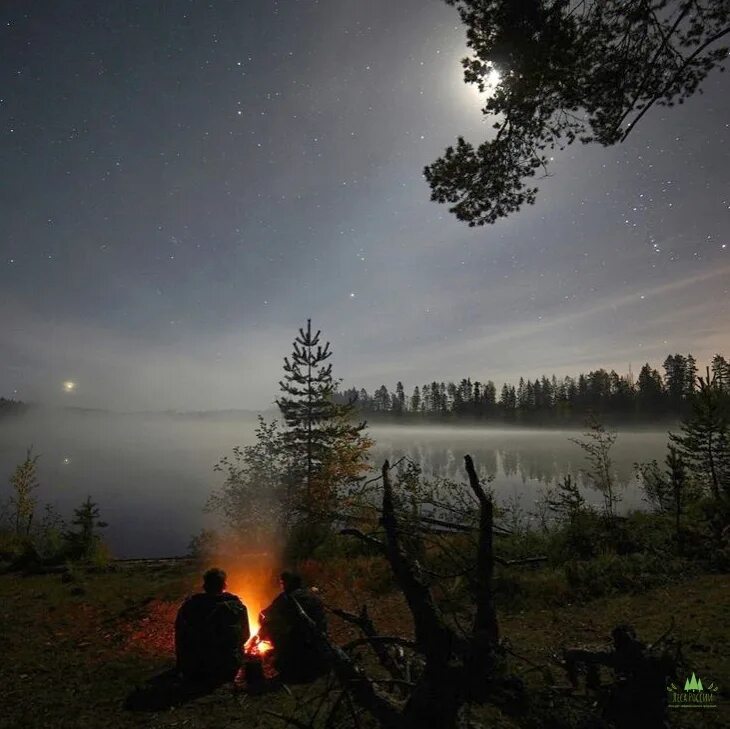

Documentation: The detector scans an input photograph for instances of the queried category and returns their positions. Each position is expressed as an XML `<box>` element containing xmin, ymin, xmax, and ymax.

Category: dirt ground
<box><xmin>0</xmin><ymin>561</ymin><xmax>727</xmax><ymax>729</ymax></box>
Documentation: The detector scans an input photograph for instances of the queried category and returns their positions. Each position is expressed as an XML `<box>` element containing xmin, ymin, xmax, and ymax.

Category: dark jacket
<box><xmin>259</xmin><ymin>588</ymin><xmax>327</xmax><ymax>682</ymax></box>
<box><xmin>175</xmin><ymin>591</ymin><xmax>250</xmax><ymax>682</ymax></box>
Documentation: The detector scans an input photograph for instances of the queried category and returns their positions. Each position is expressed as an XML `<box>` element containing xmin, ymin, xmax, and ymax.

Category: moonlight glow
<box><xmin>463</xmin><ymin>66</ymin><xmax>501</xmax><ymax>107</ymax></box>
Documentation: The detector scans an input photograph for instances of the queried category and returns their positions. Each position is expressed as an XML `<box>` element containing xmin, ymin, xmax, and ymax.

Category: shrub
<box><xmin>563</xmin><ymin>552</ymin><xmax>687</xmax><ymax>599</ymax></box>
<box><xmin>0</xmin><ymin>531</ymin><xmax>27</xmax><ymax>567</ymax></box>
<box><xmin>33</xmin><ymin>504</ymin><xmax>67</xmax><ymax>564</ymax></box>
<box><xmin>63</xmin><ymin>496</ymin><xmax>109</xmax><ymax>564</ymax></box>
<box><xmin>547</xmin><ymin>510</ymin><xmax>605</xmax><ymax>563</ymax></box>
<box><xmin>87</xmin><ymin>540</ymin><xmax>113</xmax><ymax>570</ymax></box>
<box><xmin>546</xmin><ymin>509</ymin><xmax>674</xmax><ymax>566</ymax></box>
<box><xmin>187</xmin><ymin>528</ymin><xmax>222</xmax><ymax>559</ymax></box>
<box><xmin>283</xmin><ymin>521</ymin><xmax>338</xmax><ymax>563</ymax></box>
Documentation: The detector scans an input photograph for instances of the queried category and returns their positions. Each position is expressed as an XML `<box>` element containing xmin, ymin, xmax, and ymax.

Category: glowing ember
<box><xmin>245</xmin><ymin>633</ymin><xmax>274</xmax><ymax>657</ymax></box>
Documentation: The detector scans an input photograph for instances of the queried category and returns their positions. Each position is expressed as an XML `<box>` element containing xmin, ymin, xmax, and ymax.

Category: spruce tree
<box><xmin>277</xmin><ymin>320</ymin><xmax>370</xmax><ymax>518</ymax></box>
<box><xmin>410</xmin><ymin>386</ymin><xmax>421</xmax><ymax>414</ymax></box>
<box><xmin>637</xmin><ymin>446</ymin><xmax>699</xmax><ymax>552</ymax></box>
<box><xmin>669</xmin><ymin>369</ymin><xmax>730</xmax><ymax>500</ymax></box>
<box><xmin>637</xmin><ymin>363</ymin><xmax>665</xmax><ymax>416</ymax></box>
<box><xmin>64</xmin><ymin>496</ymin><xmax>108</xmax><ymax>561</ymax></box>
<box><xmin>394</xmin><ymin>381</ymin><xmax>406</xmax><ymax>415</ymax></box>
<box><xmin>712</xmin><ymin>354</ymin><xmax>730</xmax><ymax>392</ymax></box>
<box><xmin>373</xmin><ymin>385</ymin><xmax>391</xmax><ymax>413</ymax></box>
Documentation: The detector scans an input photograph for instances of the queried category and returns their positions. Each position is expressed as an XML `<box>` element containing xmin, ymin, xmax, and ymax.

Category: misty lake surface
<box><xmin>0</xmin><ymin>409</ymin><xmax>672</xmax><ymax>558</ymax></box>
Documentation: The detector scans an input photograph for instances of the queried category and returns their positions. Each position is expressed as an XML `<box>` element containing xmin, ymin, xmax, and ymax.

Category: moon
<box><xmin>463</xmin><ymin>67</ymin><xmax>502</xmax><ymax>108</ymax></box>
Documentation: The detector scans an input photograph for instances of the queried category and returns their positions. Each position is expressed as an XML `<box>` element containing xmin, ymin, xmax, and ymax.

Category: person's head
<box><xmin>203</xmin><ymin>567</ymin><xmax>227</xmax><ymax>594</ymax></box>
<box><xmin>279</xmin><ymin>571</ymin><xmax>303</xmax><ymax>594</ymax></box>
<box><xmin>612</xmin><ymin>624</ymin><xmax>640</xmax><ymax>654</ymax></box>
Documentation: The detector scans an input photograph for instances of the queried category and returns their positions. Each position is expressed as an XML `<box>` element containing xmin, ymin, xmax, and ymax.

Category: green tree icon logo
<box><xmin>684</xmin><ymin>673</ymin><xmax>704</xmax><ymax>692</ymax></box>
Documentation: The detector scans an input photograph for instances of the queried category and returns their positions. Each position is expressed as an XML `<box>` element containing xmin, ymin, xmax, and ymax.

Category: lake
<box><xmin>0</xmin><ymin>409</ymin><xmax>672</xmax><ymax>557</ymax></box>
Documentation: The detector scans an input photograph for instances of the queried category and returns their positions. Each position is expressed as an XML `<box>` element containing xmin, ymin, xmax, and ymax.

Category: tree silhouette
<box><xmin>426</xmin><ymin>0</ymin><xmax>730</xmax><ymax>225</ymax></box>
<box><xmin>64</xmin><ymin>496</ymin><xmax>108</xmax><ymax>561</ymax></box>
<box><xmin>669</xmin><ymin>368</ymin><xmax>730</xmax><ymax>499</ymax></box>
<box><xmin>277</xmin><ymin>319</ymin><xmax>371</xmax><ymax>520</ymax></box>
<box><xmin>571</xmin><ymin>420</ymin><xmax>620</xmax><ymax>522</ymax></box>
<box><xmin>8</xmin><ymin>447</ymin><xmax>40</xmax><ymax>536</ymax></box>
<box><xmin>637</xmin><ymin>445</ymin><xmax>699</xmax><ymax>551</ymax></box>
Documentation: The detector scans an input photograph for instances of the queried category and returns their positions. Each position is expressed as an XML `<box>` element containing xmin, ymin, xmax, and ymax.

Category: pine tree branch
<box><xmin>339</xmin><ymin>528</ymin><xmax>386</xmax><ymax>552</ymax></box>
<box><xmin>621</xmin><ymin>24</ymin><xmax>730</xmax><ymax>142</ymax></box>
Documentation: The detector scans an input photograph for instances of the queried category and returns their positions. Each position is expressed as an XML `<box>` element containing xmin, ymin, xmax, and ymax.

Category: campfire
<box><xmin>219</xmin><ymin>553</ymin><xmax>279</xmax><ymax>668</ymax></box>
<box><xmin>242</xmin><ymin>620</ymin><xmax>274</xmax><ymax>685</ymax></box>
<box><xmin>245</xmin><ymin>632</ymin><xmax>273</xmax><ymax>657</ymax></box>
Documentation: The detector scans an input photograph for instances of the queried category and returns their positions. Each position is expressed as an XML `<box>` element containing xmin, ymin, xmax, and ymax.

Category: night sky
<box><xmin>2</xmin><ymin>0</ymin><xmax>729</xmax><ymax>411</ymax></box>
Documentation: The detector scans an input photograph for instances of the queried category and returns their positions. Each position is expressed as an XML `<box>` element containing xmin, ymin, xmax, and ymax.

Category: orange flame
<box><xmin>215</xmin><ymin>551</ymin><xmax>280</xmax><ymax>656</ymax></box>
<box><xmin>245</xmin><ymin>633</ymin><xmax>274</xmax><ymax>657</ymax></box>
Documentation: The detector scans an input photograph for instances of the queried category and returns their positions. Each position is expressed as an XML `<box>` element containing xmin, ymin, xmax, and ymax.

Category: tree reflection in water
<box><xmin>369</xmin><ymin>426</ymin><xmax>667</xmax><ymax>513</ymax></box>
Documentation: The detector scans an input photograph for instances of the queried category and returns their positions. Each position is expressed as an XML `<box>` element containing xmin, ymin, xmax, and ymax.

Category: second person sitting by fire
<box><xmin>257</xmin><ymin>571</ymin><xmax>328</xmax><ymax>682</ymax></box>
<box><xmin>175</xmin><ymin>567</ymin><xmax>251</xmax><ymax>684</ymax></box>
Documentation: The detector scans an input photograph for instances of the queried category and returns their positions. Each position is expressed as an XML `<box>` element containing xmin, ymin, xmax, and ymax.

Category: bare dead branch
<box><xmin>262</xmin><ymin>709</ymin><xmax>315</xmax><ymax>729</ymax></box>
<box><xmin>464</xmin><ymin>454</ymin><xmax>498</xmax><ymax>646</ymax></box>
<box><xmin>416</xmin><ymin>515</ymin><xmax>474</xmax><ymax>532</ymax></box>
<box><xmin>648</xmin><ymin>618</ymin><xmax>676</xmax><ymax>651</ymax></box>
<box><xmin>494</xmin><ymin>555</ymin><xmax>548</xmax><ymax>567</ymax></box>
<box><xmin>330</xmin><ymin>605</ymin><xmax>407</xmax><ymax>679</ymax></box>
<box><xmin>350</xmin><ymin>678</ymin><xmax>416</xmax><ymax>689</ymax></box>
<box><xmin>339</xmin><ymin>528</ymin><xmax>386</xmax><ymax>552</ymax></box>
<box><xmin>289</xmin><ymin>594</ymin><xmax>402</xmax><ymax>729</ymax></box>
<box><xmin>381</xmin><ymin>460</ymin><xmax>455</xmax><ymax>658</ymax></box>
<box><xmin>341</xmin><ymin>635</ymin><xmax>418</xmax><ymax>653</ymax></box>
<box><xmin>622</xmin><ymin>25</ymin><xmax>730</xmax><ymax>141</ymax></box>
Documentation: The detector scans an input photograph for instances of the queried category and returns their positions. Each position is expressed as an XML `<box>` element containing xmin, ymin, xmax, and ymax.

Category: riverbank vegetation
<box><xmin>0</xmin><ymin>447</ymin><xmax>111</xmax><ymax>573</ymax></box>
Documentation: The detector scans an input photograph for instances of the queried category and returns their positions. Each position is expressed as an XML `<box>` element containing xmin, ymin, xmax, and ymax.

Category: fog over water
<box><xmin>0</xmin><ymin>409</ymin><xmax>671</xmax><ymax>558</ymax></box>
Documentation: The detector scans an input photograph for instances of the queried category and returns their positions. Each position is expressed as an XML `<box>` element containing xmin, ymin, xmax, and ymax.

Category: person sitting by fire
<box><xmin>175</xmin><ymin>567</ymin><xmax>250</xmax><ymax>685</ymax></box>
<box><xmin>256</xmin><ymin>571</ymin><xmax>328</xmax><ymax>683</ymax></box>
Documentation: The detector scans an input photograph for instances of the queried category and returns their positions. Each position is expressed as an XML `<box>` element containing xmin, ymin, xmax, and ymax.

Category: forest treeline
<box><xmin>338</xmin><ymin>353</ymin><xmax>730</xmax><ymax>424</ymax></box>
<box><xmin>0</xmin><ymin>398</ymin><xmax>27</xmax><ymax>417</ymax></box>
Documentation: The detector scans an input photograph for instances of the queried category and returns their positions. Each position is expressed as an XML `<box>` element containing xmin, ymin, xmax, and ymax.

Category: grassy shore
<box><xmin>0</xmin><ymin>560</ymin><xmax>727</xmax><ymax>729</ymax></box>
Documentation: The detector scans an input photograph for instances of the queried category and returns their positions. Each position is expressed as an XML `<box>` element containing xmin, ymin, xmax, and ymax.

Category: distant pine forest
<box><xmin>338</xmin><ymin>352</ymin><xmax>730</xmax><ymax>425</ymax></box>
<box><xmin>0</xmin><ymin>398</ymin><xmax>27</xmax><ymax>417</ymax></box>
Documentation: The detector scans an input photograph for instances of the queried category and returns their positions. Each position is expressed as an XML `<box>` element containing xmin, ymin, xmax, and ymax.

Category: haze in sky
<box><xmin>1</xmin><ymin>0</ymin><xmax>728</xmax><ymax>411</ymax></box>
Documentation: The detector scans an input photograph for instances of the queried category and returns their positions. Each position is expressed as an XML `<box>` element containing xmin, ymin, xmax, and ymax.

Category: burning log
<box><xmin>245</xmin><ymin>632</ymin><xmax>274</xmax><ymax>658</ymax></box>
<box><xmin>241</xmin><ymin>609</ymin><xmax>277</xmax><ymax>687</ymax></box>
<box><xmin>241</xmin><ymin>630</ymin><xmax>275</xmax><ymax>687</ymax></box>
